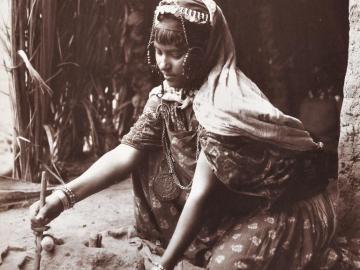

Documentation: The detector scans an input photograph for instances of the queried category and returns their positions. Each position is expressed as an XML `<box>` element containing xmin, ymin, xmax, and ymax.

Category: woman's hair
<box><xmin>153</xmin><ymin>24</ymin><xmax>186</xmax><ymax>48</ymax></box>
<box><xmin>153</xmin><ymin>14</ymin><xmax>210</xmax><ymax>50</ymax></box>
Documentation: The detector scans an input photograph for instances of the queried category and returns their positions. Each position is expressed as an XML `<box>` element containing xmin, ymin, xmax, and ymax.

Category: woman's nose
<box><xmin>157</xmin><ymin>55</ymin><xmax>170</xmax><ymax>72</ymax></box>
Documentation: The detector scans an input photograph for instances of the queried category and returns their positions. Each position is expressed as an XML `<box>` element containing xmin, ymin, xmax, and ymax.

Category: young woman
<box><xmin>30</xmin><ymin>1</ymin><xmax>338</xmax><ymax>269</ymax></box>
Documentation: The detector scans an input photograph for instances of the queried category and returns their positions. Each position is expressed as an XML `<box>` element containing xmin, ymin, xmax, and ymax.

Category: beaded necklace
<box><xmin>154</xmin><ymin>82</ymin><xmax>201</xmax><ymax>197</ymax></box>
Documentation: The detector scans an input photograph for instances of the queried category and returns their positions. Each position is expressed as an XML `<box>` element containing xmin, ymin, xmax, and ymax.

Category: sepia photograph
<box><xmin>0</xmin><ymin>0</ymin><xmax>358</xmax><ymax>269</ymax></box>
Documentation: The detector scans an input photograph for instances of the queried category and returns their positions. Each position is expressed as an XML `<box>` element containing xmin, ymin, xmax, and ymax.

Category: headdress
<box><xmin>201</xmin><ymin>0</ymin><xmax>216</xmax><ymax>25</ymax></box>
<box><xmin>155</xmin><ymin>1</ymin><xmax>210</xmax><ymax>25</ymax></box>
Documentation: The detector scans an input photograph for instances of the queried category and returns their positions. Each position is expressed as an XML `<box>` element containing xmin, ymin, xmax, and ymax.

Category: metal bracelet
<box><xmin>53</xmin><ymin>189</ymin><xmax>71</xmax><ymax>210</ymax></box>
<box><xmin>56</xmin><ymin>185</ymin><xmax>77</xmax><ymax>207</ymax></box>
<box><xmin>63</xmin><ymin>185</ymin><xmax>77</xmax><ymax>207</ymax></box>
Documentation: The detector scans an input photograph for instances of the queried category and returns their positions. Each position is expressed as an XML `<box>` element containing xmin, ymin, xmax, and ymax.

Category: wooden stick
<box><xmin>34</xmin><ymin>171</ymin><xmax>47</xmax><ymax>270</ymax></box>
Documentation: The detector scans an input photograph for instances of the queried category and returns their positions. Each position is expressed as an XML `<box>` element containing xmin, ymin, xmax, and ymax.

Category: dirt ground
<box><xmin>0</xmin><ymin>178</ymin><xmax>204</xmax><ymax>270</ymax></box>
<box><xmin>0</xmin><ymin>179</ymin><xmax>138</xmax><ymax>269</ymax></box>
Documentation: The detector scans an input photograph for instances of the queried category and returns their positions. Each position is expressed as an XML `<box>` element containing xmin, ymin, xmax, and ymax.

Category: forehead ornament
<box><xmin>201</xmin><ymin>0</ymin><xmax>216</xmax><ymax>25</ymax></box>
<box><xmin>155</xmin><ymin>3</ymin><xmax>209</xmax><ymax>25</ymax></box>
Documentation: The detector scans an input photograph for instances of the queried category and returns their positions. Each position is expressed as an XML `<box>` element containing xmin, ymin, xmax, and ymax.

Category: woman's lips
<box><xmin>164</xmin><ymin>75</ymin><xmax>176</xmax><ymax>81</ymax></box>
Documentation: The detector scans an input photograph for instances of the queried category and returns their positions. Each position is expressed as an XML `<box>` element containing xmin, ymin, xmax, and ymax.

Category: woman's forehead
<box><xmin>155</xmin><ymin>15</ymin><xmax>182</xmax><ymax>31</ymax></box>
<box><xmin>154</xmin><ymin>41</ymin><xmax>185</xmax><ymax>51</ymax></box>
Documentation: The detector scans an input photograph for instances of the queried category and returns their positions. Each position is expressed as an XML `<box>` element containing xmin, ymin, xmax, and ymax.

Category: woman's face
<box><xmin>154</xmin><ymin>41</ymin><xmax>187</xmax><ymax>88</ymax></box>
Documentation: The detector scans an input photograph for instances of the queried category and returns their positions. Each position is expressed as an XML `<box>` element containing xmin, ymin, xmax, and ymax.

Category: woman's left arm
<box><xmin>158</xmin><ymin>151</ymin><xmax>222</xmax><ymax>270</ymax></box>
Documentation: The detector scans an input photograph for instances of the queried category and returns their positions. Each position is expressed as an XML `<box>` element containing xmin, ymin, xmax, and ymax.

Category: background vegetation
<box><xmin>10</xmin><ymin>0</ymin><xmax>157</xmax><ymax>182</ymax></box>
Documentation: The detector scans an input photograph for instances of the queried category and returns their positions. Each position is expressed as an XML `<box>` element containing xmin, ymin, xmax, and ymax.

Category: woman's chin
<box><xmin>165</xmin><ymin>77</ymin><xmax>186</xmax><ymax>89</ymax></box>
<box><xmin>166</xmin><ymin>81</ymin><xmax>181</xmax><ymax>88</ymax></box>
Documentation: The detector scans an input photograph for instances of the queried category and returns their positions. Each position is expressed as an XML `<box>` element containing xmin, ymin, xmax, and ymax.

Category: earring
<box><xmin>147</xmin><ymin>48</ymin><xmax>152</xmax><ymax>66</ymax></box>
<box><xmin>146</xmin><ymin>43</ymin><xmax>160</xmax><ymax>76</ymax></box>
<box><xmin>182</xmin><ymin>51</ymin><xmax>190</xmax><ymax>79</ymax></box>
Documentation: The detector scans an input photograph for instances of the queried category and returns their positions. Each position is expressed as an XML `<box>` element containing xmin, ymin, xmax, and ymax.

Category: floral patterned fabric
<box><xmin>207</xmin><ymin>193</ymin><xmax>336</xmax><ymax>270</ymax></box>
<box><xmin>199</xmin><ymin>129</ymin><xmax>330</xmax><ymax>210</ymax></box>
<box><xmin>121</xmin><ymin>91</ymin><xmax>338</xmax><ymax>269</ymax></box>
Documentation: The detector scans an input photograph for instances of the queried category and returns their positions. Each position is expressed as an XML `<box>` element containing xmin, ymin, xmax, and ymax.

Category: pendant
<box><xmin>153</xmin><ymin>172</ymin><xmax>180</xmax><ymax>202</ymax></box>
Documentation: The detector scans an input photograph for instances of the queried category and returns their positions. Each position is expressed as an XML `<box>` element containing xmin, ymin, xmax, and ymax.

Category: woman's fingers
<box><xmin>29</xmin><ymin>201</ymin><xmax>41</xmax><ymax>225</ymax></box>
<box><xmin>29</xmin><ymin>193</ymin><xmax>63</xmax><ymax>231</ymax></box>
<box><xmin>30</xmin><ymin>202</ymin><xmax>49</xmax><ymax>230</ymax></box>
<box><xmin>35</xmin><ymin>204</ymin><xmax>49</xmax><ymax>223</ymax></box>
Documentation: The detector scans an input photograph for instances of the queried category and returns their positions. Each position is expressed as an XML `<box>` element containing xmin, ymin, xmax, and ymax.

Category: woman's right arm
<box><xmin>30</xmin><ymin>144</ymin><xmax>142</xmax><ymax>231</ymax></box>
<box><xmin>30</xmin><ymin>89</ymin><xmax>162</xmax><ymax>231</ymax></box>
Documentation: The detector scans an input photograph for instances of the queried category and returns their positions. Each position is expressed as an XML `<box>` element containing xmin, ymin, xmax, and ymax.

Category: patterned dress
<box><xmin>121</xmin><ymin>86</ymin><xmax>338</xmax><ymax>270</ymax></box>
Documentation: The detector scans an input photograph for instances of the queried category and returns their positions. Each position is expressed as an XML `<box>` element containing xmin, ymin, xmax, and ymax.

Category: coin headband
<box><xmin>155</xmin><ymin>4</ymin><xmax>210</xmax><ymax>25</ymax></box>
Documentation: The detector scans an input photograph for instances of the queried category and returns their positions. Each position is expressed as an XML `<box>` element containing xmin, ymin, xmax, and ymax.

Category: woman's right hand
<box><xmin>29</xmin><ymin>193</ymin><xmax>64</xmax><ymax>234</ymax></box>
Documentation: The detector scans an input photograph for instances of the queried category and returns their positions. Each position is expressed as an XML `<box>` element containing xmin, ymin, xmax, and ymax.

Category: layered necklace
<box><xmin>160</xmin><ymin>81</ymin><xmax>198</xmax><ymax>110</ymax></box>
<box><xmin>152</xmin><ymin>81</ymin><xmax>200</xmax><ymax>201</ymax></box>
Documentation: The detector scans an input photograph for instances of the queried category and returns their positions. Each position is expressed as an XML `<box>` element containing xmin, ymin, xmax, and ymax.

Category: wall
<box><xmin>338</xmin><ymin>0</ymin><xmax>360</xmax><ymax>237</ymax></box>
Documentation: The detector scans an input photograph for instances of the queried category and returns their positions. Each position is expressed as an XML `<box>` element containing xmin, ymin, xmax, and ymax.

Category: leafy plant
<box><xmin>9</xmin><ymin>0</ymin><xmax>156</xmax><ymax>182</ymax></box>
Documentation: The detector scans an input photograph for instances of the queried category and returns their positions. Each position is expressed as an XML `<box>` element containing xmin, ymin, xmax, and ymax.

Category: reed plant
<box><xmin>9</xmin><ymin>0</ymin><xmax>155</xmax><ymax>182</ymax></box>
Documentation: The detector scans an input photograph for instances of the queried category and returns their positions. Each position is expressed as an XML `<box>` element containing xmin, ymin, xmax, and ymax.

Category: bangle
<box><xmin>53</xmin><ymin>189</ymin><xmax>70</xmax><ymax>210</ymax></box>
<box><xmin>62</xmin><ymin>185</ymin><xmax>77</xmax><ymax>207</ymax></box>
<box><xmin>54</xmin><ymin>185</ymin><xmax>77</xmax><ymax>208</ymax></box>
<box><xmin>152</xmin><ymin>262</ymin><xmax>165</xmax><ymax>270</ymax></box>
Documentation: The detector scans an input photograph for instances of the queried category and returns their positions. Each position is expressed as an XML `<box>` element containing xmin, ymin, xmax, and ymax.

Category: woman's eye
<box><xmin>172</xmin><ymin>52</ymin><xmax>184</xmax><ymax>59</ymax></box>
<box><xmin>155</xmin><ymin>49</ymin><xmax>162</xmax><ymax>55</ymax></box>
